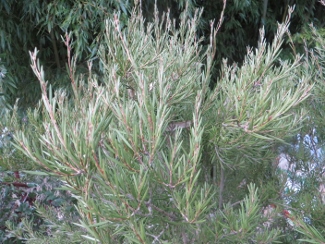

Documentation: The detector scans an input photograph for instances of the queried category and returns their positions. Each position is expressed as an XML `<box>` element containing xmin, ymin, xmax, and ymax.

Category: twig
<box><xmin>215</xmin><ymin>0</ymin><xmax>227</xmax><ymax>35</ymax></box>
<box><xmin>64</xmin><ymin>33</ymin><xmax>78</xmax><ymax>97</ymax></box>
<box><xmin>0</xmin><ymin>182</ymin><xmax>30</xmax><ymax>188</ymax></box>
<box><xmin>218</xmin><ymin>166</ymin><xmax>225</xmax><ymax>209</ymax></box>
<box><xmin>214</xmin><ymin>146</ymin><xmax>226</xmax><ymax>209</ymax></box>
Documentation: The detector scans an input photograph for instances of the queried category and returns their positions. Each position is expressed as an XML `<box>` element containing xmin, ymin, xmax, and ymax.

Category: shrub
<box><xmin>13</xmin><ymin>7</ymin><xmax>314</xmax><ymax>243</ymax></box>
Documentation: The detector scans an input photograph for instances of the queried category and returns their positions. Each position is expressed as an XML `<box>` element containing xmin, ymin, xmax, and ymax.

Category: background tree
<box><xmin>196</xmin><ymin>0</ymin><xmax>325</xmax><ymax>67</ymax></box>
<box><xmin>0</xmin><ymin>0</ymin><xmax>133</xmax><ymax>108</ymax></box>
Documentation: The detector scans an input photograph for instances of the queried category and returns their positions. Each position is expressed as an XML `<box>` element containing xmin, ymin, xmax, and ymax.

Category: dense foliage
<box><xmin>1</xmin><ymin>0</ymin><xmax>325</xmax><ymax>243</ymax></box>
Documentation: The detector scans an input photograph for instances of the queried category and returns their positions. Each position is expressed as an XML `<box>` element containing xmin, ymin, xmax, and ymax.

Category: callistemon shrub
<box><xmin>15</xmin><ymin>7</ymin><xmax>313</xmax><ymax>243</ymax></box>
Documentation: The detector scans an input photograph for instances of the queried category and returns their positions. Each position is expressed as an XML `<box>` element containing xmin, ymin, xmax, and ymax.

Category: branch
<box><xmin>0</xmin><ymin>182</ymin><xmax>30</xmax><ymax>188</ymax></box>
<box><xmin>64</xmin><ymin>33</ymin><xmax>77</xmax><ymax>92</ymax></box>
<box><xmin>218</xmin><ymin>166</ymin><xmax>225</xmax><ymax>209</ymax></box>
<box><xmin>29</xmin><ymin>49</ymin><xmax>80</xmax><ymax>174</ymax></box>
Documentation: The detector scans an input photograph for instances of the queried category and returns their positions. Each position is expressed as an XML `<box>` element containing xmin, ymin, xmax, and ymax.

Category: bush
<box><xmin>13</xmin><ymin>7</ymin><xmax>315</xmax><ymax>243</ymax></box>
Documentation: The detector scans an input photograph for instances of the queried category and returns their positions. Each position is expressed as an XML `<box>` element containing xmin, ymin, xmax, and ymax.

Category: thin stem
<box><xmin>218</xmin><ymin>166</ymin><xmax>225</xmax><ymax>209</ymax></box>
<box><xmin>214</xmin><ymin>146</ymin><xmax>226</xmax><ymax>209</ymax></box>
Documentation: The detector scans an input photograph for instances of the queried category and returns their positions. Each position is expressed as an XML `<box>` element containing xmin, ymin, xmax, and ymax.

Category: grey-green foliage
<box><xmin>14</xmin><ymin>7</ymin><xmax>313</xmax><ymax>243</ymax></box>
<box><xmin>280</xmin><ymin>23</ymin><xmax>325</xmax><ymax>244</ymax></box>
<box><xmin>205</xmin><ymin>7</ymin><xmax>313</xmax><ymax>205</ymax></box>
<box><xmin>307</xmin><ymin>24</ymin><xmax>325</xmax><ymax>142</ymax></box>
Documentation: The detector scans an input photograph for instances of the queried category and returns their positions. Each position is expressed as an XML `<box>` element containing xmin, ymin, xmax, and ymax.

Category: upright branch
<box><xmin>64</xmin><ymin>33</ymin><xmax>78</xmax><ymax>95</ymax></box>
<box><xmin>29</xmin><ymin>49</ymin><xmax>81</xmax><ymax>174</ymax></box>
<box><xmin>29</xmin><ymin>49</ymin><xmax>65</xmax><ymax>150</ymax></box>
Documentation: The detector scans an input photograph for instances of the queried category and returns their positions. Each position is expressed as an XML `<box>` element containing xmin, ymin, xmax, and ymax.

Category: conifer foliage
<box><xmin>12</xmin><ymin>6</ymin><xmax>315</xmax><ymax>244</ymax></box>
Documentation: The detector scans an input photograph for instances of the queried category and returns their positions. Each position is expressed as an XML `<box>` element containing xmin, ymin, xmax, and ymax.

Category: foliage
<box><xmin>1</xmin><ymin>0</ymin><xmax>324</xmax><ymax>243</ymax></box>
<box><xmin>0</xmin><ymin>0</ymin><xmax>134</xmax><ymax>108</ymax></box>
<box><xmin>279</xmin><ymin>20</ymin><xmax>325</xmax><ymax>244</ymax></box>
<box><xmin>0</xmin><ymin>86</ymin><xmax>81</xmax><ymax>243</ymax></box>
<box><xmin>0</xmin><ymin>1</ymin><xmax>135</xmax><ymax>241</ymax></box>
<box><xmin>1</xmin><ymin>0</ymin><xmax>324</xmax><ymax>108</ymax></box>
<box><xmin>11</xmin><ymin>6</ymin><xmax>316</xmax><ymax>243</ymax></box>
<box><xmin>0</xmin><ymin>168</ymin><xmax>81</xmax><ymax>243</ymax></box>
<box><xmin>197</xmin><ymin>0</ymin><xmax>325</xmax><ymax>67</ymax></box>
<box><xmin>204</xmin><ymin>6</ymin><xmax>313</xmax><ymax>209</ymax></box>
